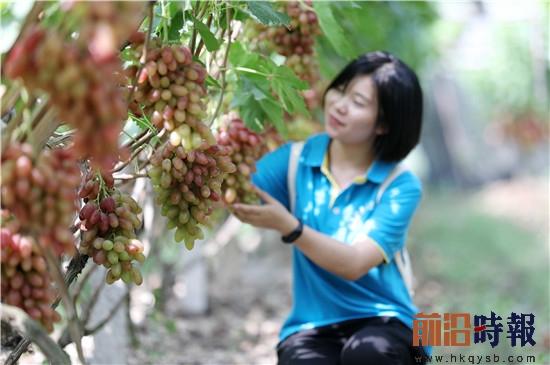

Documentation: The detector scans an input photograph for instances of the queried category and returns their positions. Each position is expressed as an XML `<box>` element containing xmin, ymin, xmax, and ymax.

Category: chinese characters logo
<box><xmin>413</xmin><ymin>312</ymin><xmax>536</xmax><ymax>347</ymax></box>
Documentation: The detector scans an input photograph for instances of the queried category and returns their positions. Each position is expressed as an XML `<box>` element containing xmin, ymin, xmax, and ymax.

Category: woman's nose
<box><xmin>334</xmin><ymin>97</ymin><xmax>348</xmax><ymax>114</ymax></box>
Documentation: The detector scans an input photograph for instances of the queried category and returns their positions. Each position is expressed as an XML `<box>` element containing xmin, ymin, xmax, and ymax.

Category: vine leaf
<box><xmin>167</xmin><ymin>9</ymin><xmax>184</xmax><ymax>41</ymax></box>
<box><xmin>228</xmin><ymin>42</ymin><xmax>310</xmax><ymax>137</ymax></box>
<box><xmin>312</xmin><ymin>2</ymin><xmax>356</xmax><ymax>59</ymax></box>
<box><xmin>246</xmin><ymin>1</ymin><xmax>290</xmax><ymax>27</ymax></box>
<box><xmin>190</xmin><ymin>15</ymin><xmax>220</xmax><ymax>51</ymax></box>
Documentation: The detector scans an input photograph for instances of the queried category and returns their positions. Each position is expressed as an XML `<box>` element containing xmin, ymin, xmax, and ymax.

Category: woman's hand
<box><xmin>231</xmin><ymin>186</ymin><xmax>299</xmax><ymax>235</ymax></box>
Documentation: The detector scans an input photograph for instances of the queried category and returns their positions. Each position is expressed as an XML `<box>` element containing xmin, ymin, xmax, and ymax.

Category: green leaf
<box><xmin>273</xmin><ymin>65</ymin><xmax>308</xmax><ymax>90</ymax></box>
<box><xmin>258</xmin><ymin>98</ymin><xmax>286</xmax><ymax>137</ymax></box>
<box><xmin>246</xmin><ymin>1</ymin><xmax>290</xmax><ymax>26</ymax></box>
<box><xmin>270</xmin><ymin>53</ymin><xmax>286</xmax><ymax>66</ymax></box>
<box><xmin>168</xmin><ymin>1</ymin><xmax>182</xmax><ymax>15</ymax></box>
<box><xmin>120</xmin><ymin>48</ymin><xmax>139</xmax><ymax>64</ymax></box>
<box><xmin>232</xmin><ymin>79</ymin><xmax>265</xmax><ymax>132</ymax></box>
<box><xmin>232</xmin><ymin>6</ymin><xmax>250</xmax><ymax>22</ymax></box>
<box><xmin>152</xmin><ymin>3</ymin><xmax>166</xmax><ymax>37</ymax></box>
<box><xmin>228</xmin><ymin>42</ymin><xmax>309</xmax><ymax>133</ymax></box>
<box><xmin>273</xmin><ymin>78</ymin><xmax>309</xmax><ymax>117</ymax></box>
<box><xmin>167</xmin><ymin>10</ymin><xmax>184</xmax><ymax>41</ymax></box>
<box><xmin>205</xmin><ymin>74</ymin><xmax>221</xmax><ymax>89</ymax></box>
<box><xmin>228</xmin><ymin>41</ymin><xmax>260</xmax><ymax>68</ymax></box>
<box><xmin>239</xmin><ymin>97</ymin><xmax>265</xmax><ymax>132</ymax></box>
<box><xmin>120</xmin><ymin>119</ymin><xmax>144</xmax><ymax>145</ymax></box>
<box><xmin>312</xmin><ymin>2</ymin><xmax>356</xmax><ymax>59</ymax></box>
<box><xmin>191</xmin><ymin>16</ymin><xmax>221</xmax><ymax>51</ymax></box>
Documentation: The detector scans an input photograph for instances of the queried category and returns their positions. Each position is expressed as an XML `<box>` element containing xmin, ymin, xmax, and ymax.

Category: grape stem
<box><xmin>189</xmin><ymin>1</ymin><xmax>200</xmax><ymax>52</ymax></box>
<box><xmin>121</xmin><ymin>129</ymin><xmax>148</xmax><ymax>149</ymax></box>
<box><xmin>114</xmin><ymin>173</ymin><xmax>149</xmax><ymax>181</ymax></box>
<box><xmin>112</xmin><ymin>129</ymin><xmax>164</xmax><ymax>173</ymax></box>
<box><xmin>46</xmin><ymin>128</ymin><xmax>77</xmax><ymax>149</ymax></box>
<box><xmin>189</xmin><ymin>1</ymin><xmax>209</xmax><ymax>53</ymax></box>
<box><xmin>1</xmin><ymin>96</ymin><xmax>56</xmax><ymax>155</ymax></box>
<box><xmin>208</xmin><ymin>26</ymin><xmax>226</xmax><ymax>71</ymax></box>
<box><xmin>41</xmin><ymin>247</ymin><xmax>87</xmax><ymax>365</ymax></box>
<box><xmin>3</xmin><ymin>94</ymin><xmax>35</xmax><ymax>148</ymax></box>
<box><xmin>209</xmin><ymin>5</ymin><xmax>233</xmax><ymax>126</ymax></box>
<box><xmin>0</xmin><ymin>81</ymin><xmax>23</xmax><ymax>117</ymax></box>
<box><xmin>23</xmin><ymin>101</ymin><xmax>60</xmax><ymax>154</ymax></box>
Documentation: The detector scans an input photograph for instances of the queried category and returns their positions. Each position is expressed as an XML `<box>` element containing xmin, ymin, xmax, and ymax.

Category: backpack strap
<box><xmin>287</xmin><ymin>141</ymin><xmax>304</xmax><ymax>214</ymax></box>
<box><xmin>375</xmin><ymin>164</ymin><xmax>409</xmax><ymax>204</ymax></box>
<box><xmin>375</xmin><ymin>163</ymin><xmax>415</xmax><ymax>297</ymax></box>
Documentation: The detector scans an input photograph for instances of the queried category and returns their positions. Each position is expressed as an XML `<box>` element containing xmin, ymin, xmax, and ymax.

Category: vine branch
<box><xmin>209</xmin><ymin>6</ymin><xmax>233</xmax><ymax>126</ymax></box>
<box><xmin>1</xmin><ymin>304</ymin><xmax>70</xmax><ymax>365</ymax></box>
<box><xmin>42</xmin><ymin>247</ymin><xmax>86</xmax><ymax>364</ymax></box>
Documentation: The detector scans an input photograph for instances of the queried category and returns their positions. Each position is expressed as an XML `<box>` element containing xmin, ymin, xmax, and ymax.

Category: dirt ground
<box><xmin>129</xmin><ymin>229</ymin><xmax>293</xmax><ymax>365</ymax></box>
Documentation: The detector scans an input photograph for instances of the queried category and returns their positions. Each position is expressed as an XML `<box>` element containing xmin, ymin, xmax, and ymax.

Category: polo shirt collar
<box><xmin>302</xmin><ymin>133</ymin><xmax>330</xmax><ymax>167</ymax></box>
<box><xmin>302</xmin><ymin>133</ymin><xmax>397</xmax><ymax>184</ymax></box>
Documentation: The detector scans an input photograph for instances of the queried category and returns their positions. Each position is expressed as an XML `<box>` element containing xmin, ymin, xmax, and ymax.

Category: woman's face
<box><xmin>324</xmin><ymin>75</ymin><xmax>385</xmax><ymax>146</ymax></box>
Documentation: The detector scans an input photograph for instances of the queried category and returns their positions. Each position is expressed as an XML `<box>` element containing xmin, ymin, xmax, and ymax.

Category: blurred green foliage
<box><xmin>460</xmin><ymin>20</ymin><xmax>549</xmax><ymax>123</ymax></box>
<box><xmin>411</xmin><ymin>189</ymin><xmax>549</xmax><ymax>361</ymax></box>
<box><xmin>312</xmin><ymin>1</ymin><xmax>548</xmax><ymax>126</ymax></box>
<box><xmin>313</xmin><ymin>1</ymin><xmax>438</xmax><ymax>80</ymax></box>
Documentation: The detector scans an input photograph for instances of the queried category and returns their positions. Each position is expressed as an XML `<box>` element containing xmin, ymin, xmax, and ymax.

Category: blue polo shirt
<box><xmin>251</xmin><ymin>132</ymin><xmax>423</xmax><ymax>344</ymax></box>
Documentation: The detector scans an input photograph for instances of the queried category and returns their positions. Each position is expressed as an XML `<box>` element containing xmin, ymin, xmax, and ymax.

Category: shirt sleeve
<box><xmin>362</xmin><ymin>172</ymin><xmax>422</xmax><ymax>263</ymax></box>
<box><xmin>251</xmin><ymin>142</ymin><xmax>292</xmax><ymax>210</ymax></box>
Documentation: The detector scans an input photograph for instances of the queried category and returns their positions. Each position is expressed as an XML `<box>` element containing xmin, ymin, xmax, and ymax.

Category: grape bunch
<box><xmin>126</xmin><ymin>38</ymin><xmax>215</xmax><ymax>151</ymax></box>
<box><xmin>216</xmin><ymin>113</ymin><xmax>269</xmax><ymax>204</ymax></box>
<box><xmin>244</xmin><ymin>1</ymin><xmax>322</xmax><ymax>114</ymax></box>
<box><xmin>1</xmin><ymin>212</ymin><xmax>61</xmax><ymax>333</ymax></box>
<box><xmin>147</xmin><ymin>142</ymin><xmax>236</xmax><ymax>249</ymax></box>
<box><xmin>4</xmin><ymin>26</ymin><xmax>129</xmax><ymax>171</ymax></box>
<box><xmin>78</xmin><ymin>172</ymin><xmax>145</xmax><ymax>285</ymax></box>
<box><xmin>246</xmin><ymin>1</ymin><xmax>320</xmax><ymax>85</ymax></box>
<box><xmin>0</xmin><ymin>143</ymin><xmax>79</xmax><ymax>256</ymax></box>
<box><xmin>3</xmin><ymin>0</ymin><xmax>144</xmax><ymax>171</ymax></box>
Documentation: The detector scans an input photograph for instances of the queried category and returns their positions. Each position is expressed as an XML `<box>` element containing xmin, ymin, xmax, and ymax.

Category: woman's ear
<box><xmin>375</xmin><ymin>124</ymin><xmax>388</xmax><ymax>136</ymax></box>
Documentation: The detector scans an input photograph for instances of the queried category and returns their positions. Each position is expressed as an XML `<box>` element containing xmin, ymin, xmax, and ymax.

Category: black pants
<box><xmin>277</xmin><ymin>317</ymin><xmax>427</xmax><ymax>365</ymax></box>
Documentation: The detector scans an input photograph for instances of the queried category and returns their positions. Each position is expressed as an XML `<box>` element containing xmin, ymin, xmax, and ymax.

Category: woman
<box><xmin>231</xmin><ymin>51</ymin><xmax>428</xmax><ymax>365</ymax></box>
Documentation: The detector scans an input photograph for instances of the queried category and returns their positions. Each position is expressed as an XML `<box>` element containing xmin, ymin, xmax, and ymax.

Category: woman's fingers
<box><xmin>233</xmin><ymin>203</ymin><xmax>269</xmax><ymax>225</ymax></box>
<box><xmin>233</xmin><ymin>203</ymin><xmax>262</xmax><ymax>215</ymax></box>
<box><xmin>252</xmin><ymin>185</ymin><xmax>277</xmax><ymax>204</ymax></box>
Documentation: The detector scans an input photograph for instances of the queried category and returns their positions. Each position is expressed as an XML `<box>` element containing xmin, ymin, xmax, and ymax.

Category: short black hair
<box><xmin>324</xmin><ymin>51</ymin><xmax>423</xmax><ymax>162</ymax></box>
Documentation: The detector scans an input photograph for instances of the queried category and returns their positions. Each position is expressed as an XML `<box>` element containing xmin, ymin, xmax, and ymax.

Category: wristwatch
<box><xmin>281</xmin><ymin>219</ymin><xmax>303</xmax><ymax>244</ymax></box>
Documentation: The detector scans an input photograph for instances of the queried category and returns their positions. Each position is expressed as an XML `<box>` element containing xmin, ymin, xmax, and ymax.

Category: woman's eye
<box><xmin>353</xmin><ymin>100</ymin><xmax>366</xmax><ymax>107</ymax></box>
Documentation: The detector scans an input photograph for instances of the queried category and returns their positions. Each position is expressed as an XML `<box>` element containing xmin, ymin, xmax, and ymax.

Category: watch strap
<box><xmin>281</xmin><ymin>220</ymin><xmax>303</xmax><ymax>244</ymax></box>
